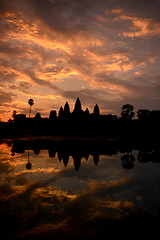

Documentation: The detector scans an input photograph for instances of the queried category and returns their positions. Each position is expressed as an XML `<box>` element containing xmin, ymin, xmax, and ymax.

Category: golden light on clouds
<box><xmin>119</xmin><ymin>15</ymin><xmax>160</xmax><ymax>38</ymax></box>
<box><xmin>0</xmin><ymin>0</ymin><xmax>160</xmax><ymax>121</ymax></box>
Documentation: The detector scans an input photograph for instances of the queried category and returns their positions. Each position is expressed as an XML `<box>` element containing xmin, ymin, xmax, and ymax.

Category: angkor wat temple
<box><xmin>0</xmin><ymin>98</ymin><xmax>160</xmax><ymax>138</ymax></box>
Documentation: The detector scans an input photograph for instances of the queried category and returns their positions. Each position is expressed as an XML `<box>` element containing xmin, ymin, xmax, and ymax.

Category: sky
<box><xmin>0</xmin><ymin>0</ymin><xmax>160</xmax><ymax>121</ymax></box>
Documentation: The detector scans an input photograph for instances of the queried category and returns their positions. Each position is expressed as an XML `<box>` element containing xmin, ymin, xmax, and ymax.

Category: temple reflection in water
<box><xmin>0</xmin><ymin>137</ymin><xmax>160</xmax><ymax>239</ymax></box>
<box><xmin>10</xmin><ymin>138</ymin><xmax>160</xmax><ymax>171</ymax></box>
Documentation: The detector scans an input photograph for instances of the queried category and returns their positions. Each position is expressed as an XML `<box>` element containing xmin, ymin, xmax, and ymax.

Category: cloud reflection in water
<box><xmin>0</xmin><ymin>138</ymin><xmax>160</xmax><ymax>238</ymax></box>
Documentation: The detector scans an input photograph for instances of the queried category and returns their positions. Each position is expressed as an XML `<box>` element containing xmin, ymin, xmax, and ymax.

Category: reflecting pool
<box><xmin>0</xmin><ymin>137</ymin><xmax>160</xmax><ymax>239</ymax></box>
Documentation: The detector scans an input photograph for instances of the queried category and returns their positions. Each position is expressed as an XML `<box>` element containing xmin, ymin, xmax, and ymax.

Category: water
<box><xmin>0</xmin><ymin>137</ymin><xmax>160</xmax><ymax>239</ymax></box>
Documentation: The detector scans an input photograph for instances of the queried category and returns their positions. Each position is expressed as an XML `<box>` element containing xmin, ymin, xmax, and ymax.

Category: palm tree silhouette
<box><xmin>28</xmin><ymin>99</ymin><xmax>34</xmax><ymax>118</ymax></box>
<box><xmin>26</xmin><ymin>149</ymin><xmax>32</xmax><ymax>170</ymax></box>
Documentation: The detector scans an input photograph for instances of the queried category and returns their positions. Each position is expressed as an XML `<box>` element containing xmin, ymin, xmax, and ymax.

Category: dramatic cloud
<box><xmin>0</xmin><ymin>90</ymin><xmax>15</xmax><ymax>105</ymax></box>
<box><xmin>0</xmin><ymin>0</ymin><xmax>160</xmax><ymax>121</ymax></box>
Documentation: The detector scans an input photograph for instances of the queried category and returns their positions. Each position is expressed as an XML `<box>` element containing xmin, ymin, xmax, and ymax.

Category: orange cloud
<box><xmin>0</xmin><ymin>1</ymin><xmax>160</xmax><ymax>122</ymax></box>
<box><xmin>117</xmin><ymin>15</ymin><xmax>160</xmax><ymax>38</ymax></box>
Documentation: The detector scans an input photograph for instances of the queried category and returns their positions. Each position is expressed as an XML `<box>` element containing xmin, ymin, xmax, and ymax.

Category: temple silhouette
<box><xmin>0</xmin><ymin>98</ymin><xmax>160</xmax><ymax>138</ymax></box>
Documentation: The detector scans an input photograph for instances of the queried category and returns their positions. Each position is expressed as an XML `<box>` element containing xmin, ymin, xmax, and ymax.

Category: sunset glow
<box><xmin>0</xmin><ymin>0</ymin><xmax>160</xmax><ymax>121</ymax></box>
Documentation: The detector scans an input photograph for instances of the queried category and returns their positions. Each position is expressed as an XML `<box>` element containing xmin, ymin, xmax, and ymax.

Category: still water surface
<box><xmin>0</xmin><ymin>137</ymin><xmax>160</xmax><ymax>239</ymax></box>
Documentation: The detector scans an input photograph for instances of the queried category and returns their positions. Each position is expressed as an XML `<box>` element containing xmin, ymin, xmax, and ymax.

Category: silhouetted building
<box><xmin>73</xmin><ymin>154</ymin><xmax>81</xmax><ymax>171</ymax></box>
<box><xmin>85</xmin><ymin>108</ymin><xmax>89</xmax><ymax>115</ymax></box>
<box><xmin>84</xmin><ymin>153</ymin><xmax>89</xmax><ymax>161</ymax></box>
<box><xmin>93</xmin><ymin>104</ymin><xmax>100</xmax><ymax>116</ymax></box>
<box><xmin>14</xmin><ymin>114</ymin><xmax>26</xmax><ymax>127</ymax></box>
<box><xmin>63</xmin><ymin>102</ymin><xmax>71</xmax><ymax>119</ymax></box>
<box><xmin>73</xmin><ymin>98</ymin><xmax>82</xmax><ymax>113</ymax></box>
<box><xmin>93</xmin><ymin>153</ymin><xmax>99</xmax><ymax>165</ymax></box>
<box><xmin>58</xmin><ymin>106</ymin><xmax>64</xmax><ymax>119</ymax></box>
<box><xmin>64</xmin><ymin>102</ymin><xmax>70</xmax><ymax>113</ymax></box>
<box><xmin>14</xmin><ymin>114</ymin><xmax>26</xmax><ymax>120</ymax></box>
<box><xmin>49</xmin><ymin>110</ymin><xmax>57</xmax><ymax>120</ymax></box>
<box><xmin>72</xmin><ymin>98</ymin><xmax>85</xmax><ymax>121</ymax></box>
<box><xmin>49</xmin><ymin>148</ymin><xmax>56</xmax><ymax>158</ymax></box>
<box><xmin>84</xmin><ymin>108</ymin><xmax>90</xmax><ymax>119</ymax></box>
<box><xmin>58</xmin><ymin>151</ymin><xmax>63</xmax><ymax>162</ymax></box>
<box><xmin>34</xmin><ymin>113</ymin><xmax>42</xmax><ymax>119</ymax></box>
<box><xmin>63</xmin><ymin>154</ymin><xmax>69</xmax><ymax>167</ymax></box>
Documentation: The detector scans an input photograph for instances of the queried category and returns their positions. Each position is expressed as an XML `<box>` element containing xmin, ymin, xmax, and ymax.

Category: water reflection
<box><xmin>121</xmin><ymin>153</ymin><xmax>135</xmax><ymax>169</ymax></box>
<box><xmin>0</xmin><ymin>138</ymin><xmax>160</xmax><ymax>239</ymax></box>
<box><xmin>26</xmin><ymin>149</ymin><xmax>32</xmax><ymax>170</ymax></box>
<box><xmin>9</xmin><ymin>138</ymin><xmax>160</xmax><ymax>171</ymax></box>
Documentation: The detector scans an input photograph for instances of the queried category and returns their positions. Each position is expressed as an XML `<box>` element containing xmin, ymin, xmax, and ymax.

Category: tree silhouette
<box><xmin>28</xmin><ymin>99</ymin><xmax>34</xmax><ymax>118</ymax></box>
<box><xmin>12</xmin><ymin>110</ymin><xmax>17</xmax><ymax>119</ymax></box>
<box><xmin>121</xmin><ymin>153</ymin><xmax>135</xmax><ymax>169</ymax></box>
<box><xmin>121</xmin><ymin>104</ymin><xmax>134</xmax><ymax>120</ymax></box>
<box><xmin>26</xmin><ymin>149</ymin><xmax>32</xmax><ymax>170</ymax></box>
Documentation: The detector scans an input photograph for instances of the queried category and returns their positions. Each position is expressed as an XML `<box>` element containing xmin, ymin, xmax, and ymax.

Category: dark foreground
<box><xmin>0</xmin><ymin>137</ymin><xmax>160</xmax><ymax>239</ymax></box>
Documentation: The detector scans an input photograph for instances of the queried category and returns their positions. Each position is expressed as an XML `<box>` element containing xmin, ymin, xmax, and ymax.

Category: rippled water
<box><xmin>0</xmin><ymin>137</ymin><xmax>160</xmax><ymax>239</ymax></box>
